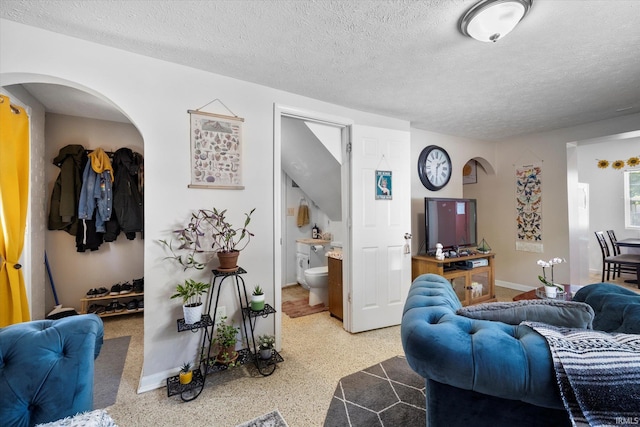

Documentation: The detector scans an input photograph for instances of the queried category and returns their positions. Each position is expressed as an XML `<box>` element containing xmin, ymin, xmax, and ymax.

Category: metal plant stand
<box><xmin>166</xmin><ymin>267</ymin><xmax>283</xmax><ymax>401</ymax></box>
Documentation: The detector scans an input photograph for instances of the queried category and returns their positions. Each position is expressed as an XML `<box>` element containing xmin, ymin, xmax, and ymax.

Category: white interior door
<box><xmin>347</xmin><ymin>125</ymin><xmax>411</xmax><ymax>333</ymax></box>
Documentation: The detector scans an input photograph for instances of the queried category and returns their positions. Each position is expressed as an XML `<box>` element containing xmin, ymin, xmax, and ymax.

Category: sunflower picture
<box><xmin>627</xmin><ymin>156</ymin><xmax>639</xmax><ymax>167</ymax></box>
<box><xmin>612</xmin><ymin>160</ymin><xmax>625</xmax><ymax>170</ymax></box>
<box><xmin>597</xmin><ymin>159</ymin><xmax>609</xmax><ymax>169</ymax></box>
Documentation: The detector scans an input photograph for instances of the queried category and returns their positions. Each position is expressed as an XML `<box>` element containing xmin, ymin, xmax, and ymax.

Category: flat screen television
<box><xmin>424</xmin><ymin>197</ymin><xmax>477</xmax><ymax>253</ymax></box>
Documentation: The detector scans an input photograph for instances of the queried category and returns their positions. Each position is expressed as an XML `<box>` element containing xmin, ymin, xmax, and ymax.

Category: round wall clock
<box><xmin>418</xmin><ymin>145</ymin><xmax>452</xmax><ymax>191</ymax></box>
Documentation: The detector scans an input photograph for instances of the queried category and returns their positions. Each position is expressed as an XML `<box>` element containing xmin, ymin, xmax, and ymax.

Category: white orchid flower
<box><xmin>537</xmin><ymin>260</ymin><xmax>549</xmax><ymax>267</ymax></box>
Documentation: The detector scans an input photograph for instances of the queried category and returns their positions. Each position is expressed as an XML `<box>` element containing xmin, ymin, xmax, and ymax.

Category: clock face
<box><xmin>418</xmin><ymin>145</ymin><xmax>452</xmax><ymax>191</ymax></box>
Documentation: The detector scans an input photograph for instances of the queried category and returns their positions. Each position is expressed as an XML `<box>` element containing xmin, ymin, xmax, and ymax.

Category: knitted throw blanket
<box><xmin>523</xmin><ymin>322</ymin><xmax>640</xmax><ymax>427</ymax></box>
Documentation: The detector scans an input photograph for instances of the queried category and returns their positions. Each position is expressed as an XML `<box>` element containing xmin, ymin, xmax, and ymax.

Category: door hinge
<box><xmin>346</xmin><ymin>142</ymin><xmax>352</xmax><ymax>153</ymax></box>
<box><xmin>348</xmin><ymin>292</ymin><xmax>352</xmax><ymax>302</ymax></box>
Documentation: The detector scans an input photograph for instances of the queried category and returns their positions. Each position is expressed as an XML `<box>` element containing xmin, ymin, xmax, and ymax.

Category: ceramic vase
<box><xmin>251</xmin><ymin>294</ymin><xmax>265</xmax><ymax>311</ymax></box>
<box><xmin>183</xmin><ymin>302</ymin><xmax>203</xmax><ymax>325</ymax></box>
<box><xmin>260</xmin><ymin>348</ymin><xmax>273</xmax><ymax>360</ymax></box>
<box><xmin>544</xmin><ymin>285</ymin><xmax>557</xmax><ymax>298</ymax></box>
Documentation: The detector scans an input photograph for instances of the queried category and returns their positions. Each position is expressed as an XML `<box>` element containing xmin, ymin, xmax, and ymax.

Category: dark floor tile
<box><xmin>345</xmin><ymin>401</ymin><xmax>382</xmax><ymax>426</ymax></box>
<box><xmin>341</xmin><ymin>372</ymin><xmax>398</xmax><ymax>412</ymax></box>
<box><xmin>324</xmin><ymin>397</ymin><xmax>350</xmax><ymax>427</ymax></box>
<box><xmin>379</xmin><ymin>402</ymin><xmax>426</xmax><ymax>427</ymax></box>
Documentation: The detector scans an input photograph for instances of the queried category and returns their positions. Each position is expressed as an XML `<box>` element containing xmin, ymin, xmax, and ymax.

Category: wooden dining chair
<box><xmin>606</xmin><ymin>230</ymin><xmax>637</xmax><ymax>278</ymax></box>
<box><xmin>595</xmin><ymin>231</ymin><xmax>640</xmax><ymax>285</ymax></box>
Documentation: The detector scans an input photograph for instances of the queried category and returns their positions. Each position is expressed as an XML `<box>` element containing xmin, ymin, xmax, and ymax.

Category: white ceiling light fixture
<box><xmin>460</xmin><ymin>0</ymin><xmax>533</xmax><ymax>43</ymax></box>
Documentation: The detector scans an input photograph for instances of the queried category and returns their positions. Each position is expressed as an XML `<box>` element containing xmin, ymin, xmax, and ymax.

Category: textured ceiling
<box><xmin>2</xmin><ymin>0</ymin><xmax>640</xmax><ymax>140</ymax></box>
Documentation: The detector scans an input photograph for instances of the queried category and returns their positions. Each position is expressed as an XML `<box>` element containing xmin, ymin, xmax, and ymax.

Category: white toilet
<box><xmin>303</xmin><ymin>266</ymin><xmax>329</xmax><ymax>306</ymax></box>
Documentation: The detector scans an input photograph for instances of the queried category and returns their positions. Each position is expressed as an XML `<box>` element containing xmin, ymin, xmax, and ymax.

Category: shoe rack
<box><xmin>80</xmin><ymin>290</ymin><xmax>144</xmax><ymax>318</ymax></box>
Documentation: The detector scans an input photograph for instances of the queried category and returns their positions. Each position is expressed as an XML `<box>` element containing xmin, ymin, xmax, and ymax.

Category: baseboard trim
<box><xmin>137</xmin><ymin>368</ymin><xmax>174</xmax><ymax>394</ymax></box>
<box><xmin>495</xmin><ymin>280</ymin><xmax>536</xmax><ymax>292</ymax></box>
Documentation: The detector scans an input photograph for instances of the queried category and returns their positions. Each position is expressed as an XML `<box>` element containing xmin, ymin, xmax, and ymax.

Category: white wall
<box><xmin>465</xmin><ymin>115</ymin><xmax>640</xmax><ymax>289</ymax></box>
<box><xmin>43</xmin><ymin>113</ymin><xmax>144</xmax><ymax>312</ymax></box>
<box><xmin>576</xmin><ymin>132</ymin><xmax>640</xmax><ymax>274</ymax></box>
<box><xmin>1</xmin><ymin>19</ymin><xmax>408</xmax><ymax>392</ymax></box>
<box><xmin>410</xmin><ymin>129</ymin><xmax>496</xmax><ymax>254</ymax></box>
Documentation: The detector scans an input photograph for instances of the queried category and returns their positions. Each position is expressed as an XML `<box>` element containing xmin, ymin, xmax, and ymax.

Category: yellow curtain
<box><xmin>0</xmin><ymin>94</ymin><xmax>30</xmax><ymax>326</ymax></box>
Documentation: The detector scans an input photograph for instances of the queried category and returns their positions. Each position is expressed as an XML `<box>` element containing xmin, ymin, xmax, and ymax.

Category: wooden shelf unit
<box><xmin>80</xmin><ymin>291</ymin><xmax>144</xmax><ymax>317</ymax></box>
<box><xmin>412</xmin><ymin>253</ymin><xmax>496</xmax><ymax>306</ymax></box>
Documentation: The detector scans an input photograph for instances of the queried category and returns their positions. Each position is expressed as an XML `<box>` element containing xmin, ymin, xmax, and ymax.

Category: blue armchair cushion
<box><xmin>456</xmin><ymin>299</ymin><xmax>594</xmax><ymax>329</ymax></box>
<box><xmin>0</xmin><ymin>314</ymin><xmax>104</xmax><ymax>427</ymax></box>
<box><xmin>573</xmin><ymin>282</ymin><xmax>640</xmax><ymax>334</ymax></box>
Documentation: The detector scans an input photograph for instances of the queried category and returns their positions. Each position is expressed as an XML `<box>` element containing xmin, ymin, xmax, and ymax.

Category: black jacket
<box><xmin>104</xmin><ymin>148</ymin><xmax>143</xmax><ymax>241</ymax></box>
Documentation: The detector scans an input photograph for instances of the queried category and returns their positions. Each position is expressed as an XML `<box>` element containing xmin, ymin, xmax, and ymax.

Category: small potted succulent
<box><xmin>250</xmin><ymin>284</ymin><xmax>265</xmax><ymax>311</ymax></box>
<box><xmin>257</xmin><ymin>334</ymin><xmax>275</xmax><ymax>360</ymax></box>
<box><xmin>179</xmin><ymin>361</ymin><xmax>193</xmax><ymax>385</ymax></box>
<box><xmin>213</xmin><ymin>315</ymin><xmax>240</xmax><ymax>365</ymax></box>
<box><xmin>170</xmin><ymin>279</ymin><xmax>210</xmax><ymax>324</ymax></box>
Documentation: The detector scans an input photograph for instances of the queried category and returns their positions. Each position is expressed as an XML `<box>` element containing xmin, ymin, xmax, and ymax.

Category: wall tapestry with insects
<box><xmin>188</xmin><ymin>110</ymin><xmax>244</xmax><ymax>189</ymax></box>
<box><xmin>515</xmin><ymin>163</ymin><xmax>542</xmax><ymax>243</ymax></box>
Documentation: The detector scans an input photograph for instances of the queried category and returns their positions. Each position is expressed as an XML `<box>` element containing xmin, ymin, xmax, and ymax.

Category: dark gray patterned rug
<box><xmin>324</xmin><ymin>356</ymin><xmax>426</xmax><ymax>427</ymax></box>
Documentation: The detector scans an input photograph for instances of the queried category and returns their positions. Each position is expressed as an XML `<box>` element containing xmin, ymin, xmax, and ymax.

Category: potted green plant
<box><xmin>257</xmin><ymin>334</ymin><xmax>275</xmax><ymax>360</ymax></box>
<box><xmin>160</xmin><ymin>207</ymin><xmax>255</xmax><ymax>271</ymax></box>
<box><xmin>179</xmin><ymin>361</ymin><xmax>193</xmax><ymax>385</ymax></box>
<box><xmin>213</xmin><ymin>315</ymin><xmax>240</xmax><ymax>365</ymax></box>
<box><xmin>250</xmin><ymin>284</ymin><xmax>265</xmax><ymax>311</ymax></box>
<box><xmin>170</xmin><ymin>279</ymin><xmax>210</xmax><ymax>324</ymax></box>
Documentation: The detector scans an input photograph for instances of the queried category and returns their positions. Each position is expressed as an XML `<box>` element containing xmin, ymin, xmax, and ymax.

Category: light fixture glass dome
<box><xmin>460</xmin><ymin>0</ymin><xmax>532</xmax><ymax>43</ymax></box>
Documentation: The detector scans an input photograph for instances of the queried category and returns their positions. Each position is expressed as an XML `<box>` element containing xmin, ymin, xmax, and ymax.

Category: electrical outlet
<box><xmin>287</xmin><ymin>207</ymin><xmax>295</xmax><ymax>216</ymax></box>
<box><xmin>215</xmin><ymin>306</ymin><xmax>226</xmax><ymax>324</ymax></box>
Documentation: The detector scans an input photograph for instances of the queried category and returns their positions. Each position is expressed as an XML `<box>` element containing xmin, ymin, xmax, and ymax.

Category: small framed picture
<box><xmin>463</xmin><ymin>160</ymin><xmax>477</xmax><ymax>185</ymax></box>
<box><xmin>188</xmin><ymin>110</ymin><xmax>245</xmax><ymax>189</ymax></box>
<box><xmin>375</xmin><ymin>170</ymin><xmax>392</xmax><ymax>200</ymax></box>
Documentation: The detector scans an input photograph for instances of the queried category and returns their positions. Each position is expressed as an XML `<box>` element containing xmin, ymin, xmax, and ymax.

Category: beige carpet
<box><xmin>99</xmin><ymin>279</ymin><xmax>632</xmax><ymax>426</ymax></box>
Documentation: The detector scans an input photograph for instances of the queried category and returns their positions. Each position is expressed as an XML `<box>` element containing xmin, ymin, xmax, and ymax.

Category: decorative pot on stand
<box><xmin>217</xmin><ymin>251</ymin><xmax>240</xmax><ymax>272</ymax></box>
<box><xmin>251</xmin><ymin>293</ymin><xmax>265</xmax><ymax>311</ymax></box>
<box><xmin>183</xmin><ymin>302</ymin><xmax>204</xmax><ymax>325</ymax></box>
<box><xmin>260</xmin><ymin>348</ymin><xmax>273</xmax><ymax>360</ymax></box>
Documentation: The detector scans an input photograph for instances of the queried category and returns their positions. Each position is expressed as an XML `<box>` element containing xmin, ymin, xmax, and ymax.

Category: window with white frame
<box><xmin>624</xmin><ymin>170</ymin><xmax>640</xmax><ymax>229</ymax></box>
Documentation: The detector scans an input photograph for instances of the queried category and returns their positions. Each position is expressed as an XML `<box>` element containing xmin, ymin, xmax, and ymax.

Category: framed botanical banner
<box><xmin>188</xmin><ymin>110</ymin><xmax>245</xmax><ymax>189</ymax></box>
<box><xmin>375</xmin><ymin>170</ymin><xmax>392</xmax><ymax>200</ymax></box>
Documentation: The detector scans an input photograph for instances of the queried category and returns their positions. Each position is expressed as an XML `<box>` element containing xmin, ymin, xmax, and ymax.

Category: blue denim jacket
<box><xmin>78</xmin><ymin>161</ymin><xmax>112</xmax><ymax>232</ymax></box>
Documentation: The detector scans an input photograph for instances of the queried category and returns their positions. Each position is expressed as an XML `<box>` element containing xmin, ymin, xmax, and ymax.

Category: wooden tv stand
<box><xmin>412</xmin><ymin>253</ymin><xmax>496</xmax><ymax>306</ymax></box>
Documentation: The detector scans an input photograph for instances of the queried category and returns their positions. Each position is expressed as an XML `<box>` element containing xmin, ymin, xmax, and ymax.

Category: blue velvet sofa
<box><xmin>0</xmin><ymin>314</ymin><xmax>104</xmax><ymax>427</ymax></box>
<box><xmin>401</xmin><ymin>274</ymin><xmax>640</xmax><ymax>427</ymax></box>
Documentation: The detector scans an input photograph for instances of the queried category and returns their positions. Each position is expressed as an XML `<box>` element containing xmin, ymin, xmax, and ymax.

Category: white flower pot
<box><xmin>544</xmin><ymin>286</ymin><xmax>557</xmax><ymax>298</ymax></box>
<box><xmin>183</xmin><ymin>303</ymin><xmax>203</xmax><ymax>325</ymax></box>
<box><xmin>260</xmin><ymin>348</ymin><xmax>273</xmax><ymax>360</ymax></box>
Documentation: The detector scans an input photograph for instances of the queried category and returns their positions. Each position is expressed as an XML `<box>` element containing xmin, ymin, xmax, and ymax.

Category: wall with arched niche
<box><xmin>1</xmin><ymin>74</ymin><xmax>142</xmax><ymax>320</ymax></box>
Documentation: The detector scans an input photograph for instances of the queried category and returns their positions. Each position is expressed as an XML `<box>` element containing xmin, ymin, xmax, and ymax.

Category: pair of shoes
<box><xmin>96</xmin><ymin>287</ymin><xmax>109</xmax><ymax>297</ymax></box>
<box><xmin>87</xmin><ymin>287</ymin><xmax>110</xmax><ymax>298</ymax></box>
<box><xmin>106</xmin><ymin>300</ymin><xmax>125</xmax><ymax>313</ymax></box>
<box><xmin>110</xmin><ymin>283</ymin><xmax>121</xmax><ymax>295</ymax></box>
<box><xmin>133</xmin><ymin>278</ymin><xmax>144</xmax><ymax>294</ymax></box>
<box><xmin>87</xmin><ymin>304</ymin><xmax>105</xmax><ymax>315</ymax></box>
<box><xmin>137</xmin><ymin>299</ymin><xmax>144</xmax><ymax>310</ymax></box>
<box><xmin>126</xmin><ymin>299</ymin><xmax>138</xmax><ymax>311</ymax></box>
<box><xmin>120</xmin><ymin>282</ymin><xmax>133</xmax><ymax>294</ymax></box>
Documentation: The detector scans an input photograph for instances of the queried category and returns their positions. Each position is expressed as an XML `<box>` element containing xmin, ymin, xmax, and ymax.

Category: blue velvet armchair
<box><xmin>401</xmin><ymin>274</ymin><xmax>572</xmax><ymax>427</ymax></box>
<box><xmin>0</xmin><ymin>314</ymin><xmax>104</xmax><ymax>427</ymax></box>
<box><xmin>401</xmin><ymin>274</ymin><xmax>640</xmax><ymax>427</ymax></box>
